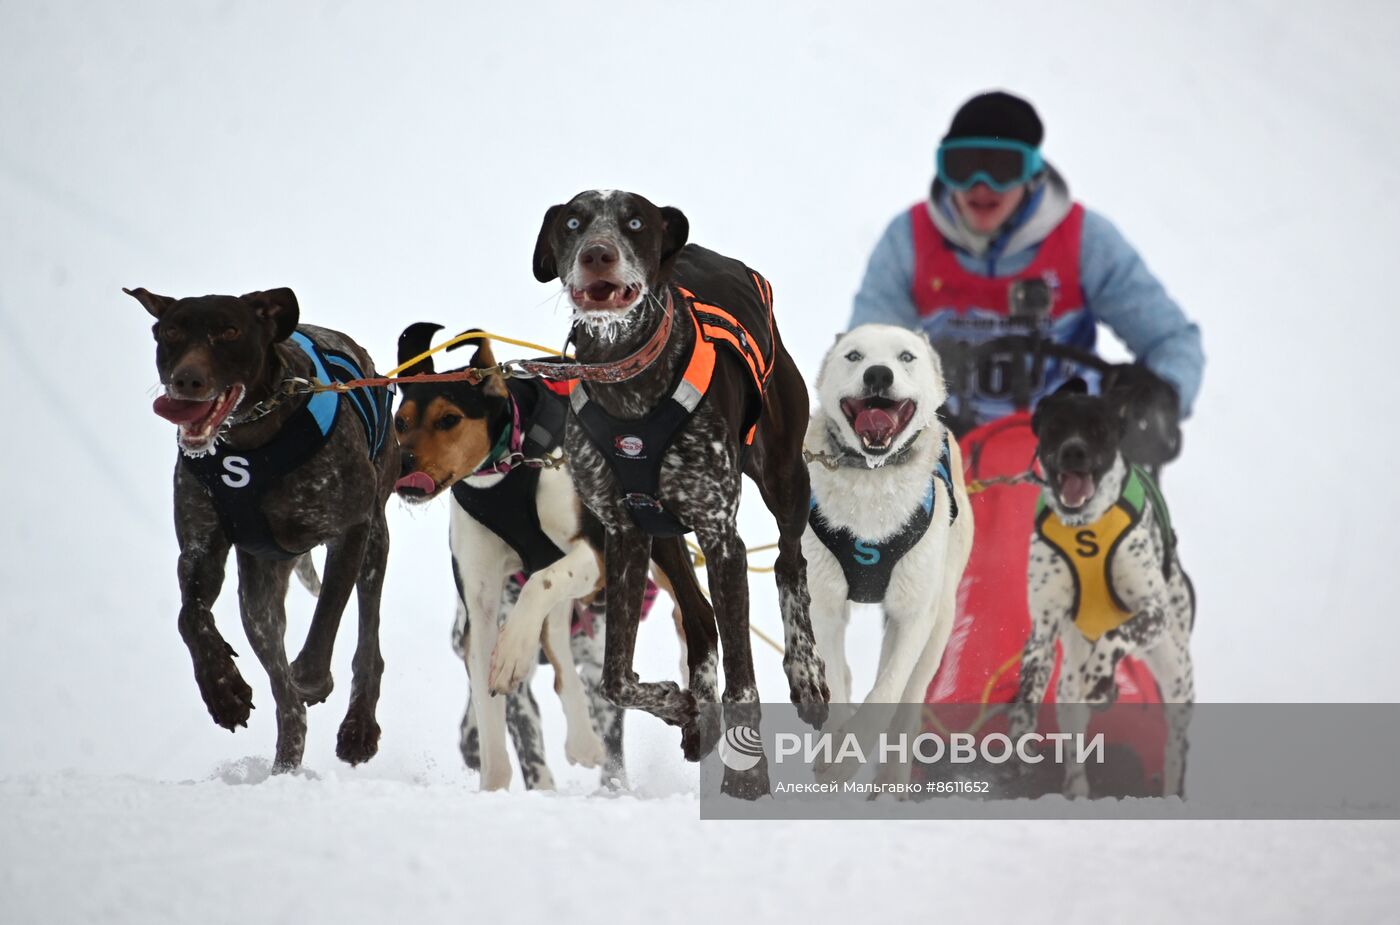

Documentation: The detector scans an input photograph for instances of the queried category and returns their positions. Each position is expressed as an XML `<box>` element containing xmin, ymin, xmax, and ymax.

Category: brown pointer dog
<box><xmin>532</xmin><ymin>191</ymin><xmax>828</xmax><ymax>775</ymax></box>
<box><xmin>129</xmin><ymin>286</ymin><xmax>396</xmax><ymax>773</ymax></box>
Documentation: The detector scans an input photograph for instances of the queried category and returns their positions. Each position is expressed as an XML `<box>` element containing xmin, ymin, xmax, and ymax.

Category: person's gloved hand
<box><xmin>1103</xmin><ymin>363</ymin><xmax>1182</xmax><ymax>468</ymax></box>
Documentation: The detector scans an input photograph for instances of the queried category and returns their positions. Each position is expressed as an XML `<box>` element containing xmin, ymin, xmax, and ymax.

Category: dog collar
<box><xmin>807</xmin><ymin>426</ymin><xmax>921</xmax><ymax>470</ymax></box>
<box><xmin>516</xmin><ymin>290</ymin><xmax>675</xmax><ymax>384</ymax></box>
<box><xmin>470</xmin><ymin>394</ymin><xmax>525</xmax><ymax>478</ymax></box>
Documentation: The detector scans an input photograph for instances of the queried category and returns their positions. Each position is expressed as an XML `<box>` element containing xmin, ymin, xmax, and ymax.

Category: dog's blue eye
<box><xmin>627</xmin><ymin>218</ymin><xmax>642</xmax><ymax>231</ymax></box>
<box><xmin>898</xmin><ymin>350</ymin><xmax>915</xmax><ymax>363</ymax></box>
<box><xmin>845</xmin><ymin>350</ymin><xmax>863</xmax><ymax>362</ymax></box>
<box><xmin>566</xmin><ymin>217</ymin><xmax>581</xmax><ymax>231</ymax></box>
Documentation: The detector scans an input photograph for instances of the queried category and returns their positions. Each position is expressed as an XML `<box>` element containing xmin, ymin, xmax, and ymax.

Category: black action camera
<box><xmin>1008</xmin><ymin>278</ymin><xmax>1053</xmax><ymax>323</ymax></box>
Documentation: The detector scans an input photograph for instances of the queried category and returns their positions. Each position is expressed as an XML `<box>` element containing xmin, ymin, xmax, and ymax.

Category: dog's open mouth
<box><xmin>569</xmin><ymin>280</ymin><xmax>641</xmax><ymax>312</ymax></box>
<box><xmin>153</xmin><ymin>385</ymin><xmax>245</xmax><ymax>452</ymax></box>
<box><xmin>1057</xmin><ymin>470</ymin><xmax>1096</xmax><ymax>510</ymax></box>
<box><xmin>394</xmin><ymin>471</ymin><xmax>441</xmax><ymax>502</ymax></box>
<box><xmin>840</xmin><ymin>396</ymin><xmax>917</xmax><ymax>454</ymax></box>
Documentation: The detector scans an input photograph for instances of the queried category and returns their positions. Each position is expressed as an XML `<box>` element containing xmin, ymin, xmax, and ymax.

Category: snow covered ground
<box><xmin>3</xmin><ymin>1</ymin><xmax>1400</xmax><ymax>921</ymax></box>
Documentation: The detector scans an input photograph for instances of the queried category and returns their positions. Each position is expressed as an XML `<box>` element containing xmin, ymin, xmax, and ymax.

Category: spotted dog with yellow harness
<box><xmin>1011</xmin><ymin>378</ymin><xmax>1194</xmax><ymax>797</ymax></box>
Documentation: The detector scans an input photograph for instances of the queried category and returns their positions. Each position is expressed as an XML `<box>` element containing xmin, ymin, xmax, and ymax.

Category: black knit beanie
<box><xmin>943</xmin><ymin>91</ymin><xmax>1044</xmax><ymax>147</ymax></box>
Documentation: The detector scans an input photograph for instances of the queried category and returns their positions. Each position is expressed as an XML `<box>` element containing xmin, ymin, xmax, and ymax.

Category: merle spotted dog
<box><xmin>532</xmin><ymin>190</ymin><xmax>829</xmax><ymax>781</ymax></box>
<box><xmin>1009</xmin><ymin>378</ymin><xmax>1195</xmax><ymax>797</ymax></box>
<box><xmin>129</xmin><ymin>286</ymin><xmax>395</xmax><ymax>773</ymax></box>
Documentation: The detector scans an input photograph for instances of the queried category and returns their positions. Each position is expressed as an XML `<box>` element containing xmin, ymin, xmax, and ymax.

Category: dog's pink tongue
<box><xmin>1058</xmin><ymin>472</ymin><xmax>1095</xmax><ymax>508</ymax></box>
<box><xmin>854</xmin><ymin>407</ymin><xmax>898</xmax><ymax>442</ymax></box>
<box><xmin>153</xmin><ymin>395</ymin><xmax>213</xmax><ymax>425</ymax></box>
<box><xmin>394</xmin><ymin>471</ymin><xmax>437</xmax><ymax>494</ymax></box>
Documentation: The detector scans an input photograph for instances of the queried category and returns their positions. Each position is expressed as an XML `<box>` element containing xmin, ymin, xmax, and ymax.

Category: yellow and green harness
<box><xmin>1034</xmin><ymin>465</ymin><xmax>1175</xmax><ymax>641</ymax></box>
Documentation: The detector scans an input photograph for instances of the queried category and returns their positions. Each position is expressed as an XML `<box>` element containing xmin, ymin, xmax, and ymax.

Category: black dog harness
<box><xmin>571</xmin><ymin>249</ymin><xmax>776</xmax><ymax>536</ymax></box>
<box><xmin>808</xmin><ymin>436</ymin><xmax>959</xmax><ymax>604</ymax></box>
<box><xmin>451</xmin><ymin>377</ymin><xmax>571</xmax><ymax>574</ymax></box>
<box><xmin>182</xmin><ymin>330</ymin><xmax>391</xmax><ymax>560</ymax></box>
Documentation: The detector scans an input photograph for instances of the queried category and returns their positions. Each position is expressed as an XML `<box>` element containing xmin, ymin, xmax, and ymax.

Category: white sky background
<box><xmin>2</xmin><ymin>0</ymin><xmax>1399</xmax><ymax>784</ymax></box>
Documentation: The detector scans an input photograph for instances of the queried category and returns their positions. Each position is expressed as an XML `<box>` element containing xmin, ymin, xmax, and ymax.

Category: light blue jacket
<box><xmin>849</xmin><ymin>165</ymin><xmax>1204</xmax><ymax>419</ymax></box>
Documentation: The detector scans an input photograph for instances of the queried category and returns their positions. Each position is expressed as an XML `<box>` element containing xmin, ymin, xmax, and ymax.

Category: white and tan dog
<box><xmin>805</xmin><ymin>325</ymin><xmax>973</xmax><ymax>724</ymax></box>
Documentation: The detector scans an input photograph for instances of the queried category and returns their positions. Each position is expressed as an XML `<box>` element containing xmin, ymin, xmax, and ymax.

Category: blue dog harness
<box><xmin>182</xmin><ymin>330</ymin><xmax>391</xmax><ymax>560</ymax></box>
<box><xmin>808</xmin><ymin>435</ymin><xmax>959</xmax><ymax>604</ymax></box>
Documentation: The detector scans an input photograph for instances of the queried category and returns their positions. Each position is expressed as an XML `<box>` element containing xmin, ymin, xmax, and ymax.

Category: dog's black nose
<box><xmin>1057</xmin><ymin>439</ymin><xmax>1089</xmax><ymax>471</ymax></box>
<box><xmin>400</xmin><ymin>451</ymin><xmax>417</xmax><ymax>477</ymax></box>
<box><xmin>580</xmin><ymin>242</ymin><xmax>618</xmax><ymax>269</ymax></box>
<box><xmin>171</xmin><ymin>365</ymin><xmax>207</xmax><ymax>395</ymax></box>
<box><xmin>863</xmin><ymin>365</ymin><xmax>894</xmax><ymax>393</ymax></box>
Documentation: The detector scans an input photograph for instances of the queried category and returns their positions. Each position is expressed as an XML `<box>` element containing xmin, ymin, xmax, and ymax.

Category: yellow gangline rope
<box><xmin>385</xmin><ymin>330</ymin><xmax>569</xmax><ymax>379</ymax></box>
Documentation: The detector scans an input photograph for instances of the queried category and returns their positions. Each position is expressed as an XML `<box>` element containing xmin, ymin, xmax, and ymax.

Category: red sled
<box><xmin>923</xmin><ymin>411</ymin><xmax>1167</xmax><ymax>794</ymax></box>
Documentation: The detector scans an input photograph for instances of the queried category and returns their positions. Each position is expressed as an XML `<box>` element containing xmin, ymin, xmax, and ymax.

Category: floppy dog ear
<box><xmin>446</xmin><ymin>329</ymin><xmax>508</xmax><ymax>398</ymax></box>
<box><xmin>533</xmin><ymin>204</ymin><xmax>564</xmax><ymax>283</ymax></box>
<box><xmin>241</xmin><ymin>288</ymin><xmax>300</xmax><ymax>342</ymax></box>
<box><xmin>397</xmin><ymin>322</ymin><xmax>445</xmax><ymax>376</ymax></box>
<box><xmin>658</xmin><ymin>206</ymin><xmax>689</xmax><ymax>278</ymax></box>
<box><xmin>123</xmin><ymin>287</ymin><xmax>177</xmax><ymax>319</ymax></box>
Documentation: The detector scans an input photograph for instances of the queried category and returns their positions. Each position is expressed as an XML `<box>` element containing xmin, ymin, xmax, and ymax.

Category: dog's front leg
<box><xmin>1054</xmin><ymin>632</ymin><xmax>1093</xmax><ymax>799</ymax></box>
<box><xmin>695</xmin><ymin>524</ymin><xmax>774</xmax><ymax>799</ymax></box>
<box><xmin>453</xmin><ymin>549</ymin><xmax>512</xmax><ymax>791</ymax></box>
<box><xmin>875</xmin><ymin>571</ymin><xmax>964</xmax><ymax>792</ymax></box>
<box><xmin>650</xmin><ymin>536</ymin><xmax>721</xmax><ymax>762</ymax></box>
<box><xmin>649</xmin><ymin>536</ymin><xmax>718</xmax><ymax>703</ymax></box>
<box><xmin>570</xmin><ymin>602</ymin><xmax>628</xmax><ymax>787</ymax></box>
<box><xmin>693</xmin><ymin>526</ymin><xmax>757</xmax><ymax>706</ymax></box>
<box><xmin>756</xmin><ymin>454</ymin><xmax>828</xmax><ymax>723</ymax></box>
<box><xmin>830</xmin><ymin>572</ymin><xmax>945</xmax><ymax>789</ymax></box>
<box><xmin>1012</xmin><ymin>540</ymin><xmax>1073</xmax><ymax>741</ymax></box>
<box><xmin>600</xmin><ymin>527</ymin><xmax>696</xmax><ymax>727</ymax></box>
<box><xmin>540</xmin><ymin>599</ymin><xmax>606</xmax><ymax>770</ymax></box>
<box><xmin>290</xmin><ymin>521</ymin><xmax>371</xmax><ymax>706</ymax></box>
<box><xmin>175</xmin><ymin>530</ymin><xmax>253</xmax><ymax>731</ymax></box>
<box><xmin>1141</xmin><ymin>632</ymin><xmax>1194</xmax><ymax>796</ymax></box>
<box><xmin>467</xmin><ymin>592</ymin><xmax>511</xmax><ymax>791</ymax></box>
<box><xmin>235</xmin><ymin>551</ymin><xmax>304</xmax><ymax>772</ymax></box>
<box><xmin>810</xmin><ymin>593</ymin><xmax>853</xmax><ymax>704</ymax></box>
<box><xmin>866</xmin><ymin>559</ymin><xmax>947</xmax><ymax>705</ymax></box>
<box><xmin>489</xmin><ymin>542</ymin><xmax>599</xmax><ymax>694</ymax></box>
<box><xmin>336</xmin><ymin>510</ymin><xmax>388</xmax><ymax>766</ymax></box>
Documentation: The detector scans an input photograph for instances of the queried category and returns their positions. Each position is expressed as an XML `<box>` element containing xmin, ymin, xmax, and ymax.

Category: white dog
<box><xmin>805</xmin><ymin>325</ymin><xmax>973</xmax><ymax>728</ymax></box>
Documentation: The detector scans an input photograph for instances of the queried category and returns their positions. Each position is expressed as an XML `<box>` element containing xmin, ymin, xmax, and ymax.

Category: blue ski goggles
<box><xmin>936</xmin><ymin>137</ymin><xmax>1044</xmax><ymax>192</ymax></box>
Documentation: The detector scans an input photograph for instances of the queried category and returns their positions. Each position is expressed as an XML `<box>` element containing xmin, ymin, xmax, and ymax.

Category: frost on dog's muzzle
<box><xmin>155</xmin><ymin>384</ymin><xmax>245</xmax><ymax>455</ymax></box>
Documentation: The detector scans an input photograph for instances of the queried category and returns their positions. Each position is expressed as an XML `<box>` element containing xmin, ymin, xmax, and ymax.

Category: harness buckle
<box><xmin>282</xmin><ymin>376</ymin><xmax>317</xmax><ymax>395</ymax></box>
<box><xmin>622</xmin><ymin>492</ymin><xmax>665</xmax><ymax>513</ymax></box>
